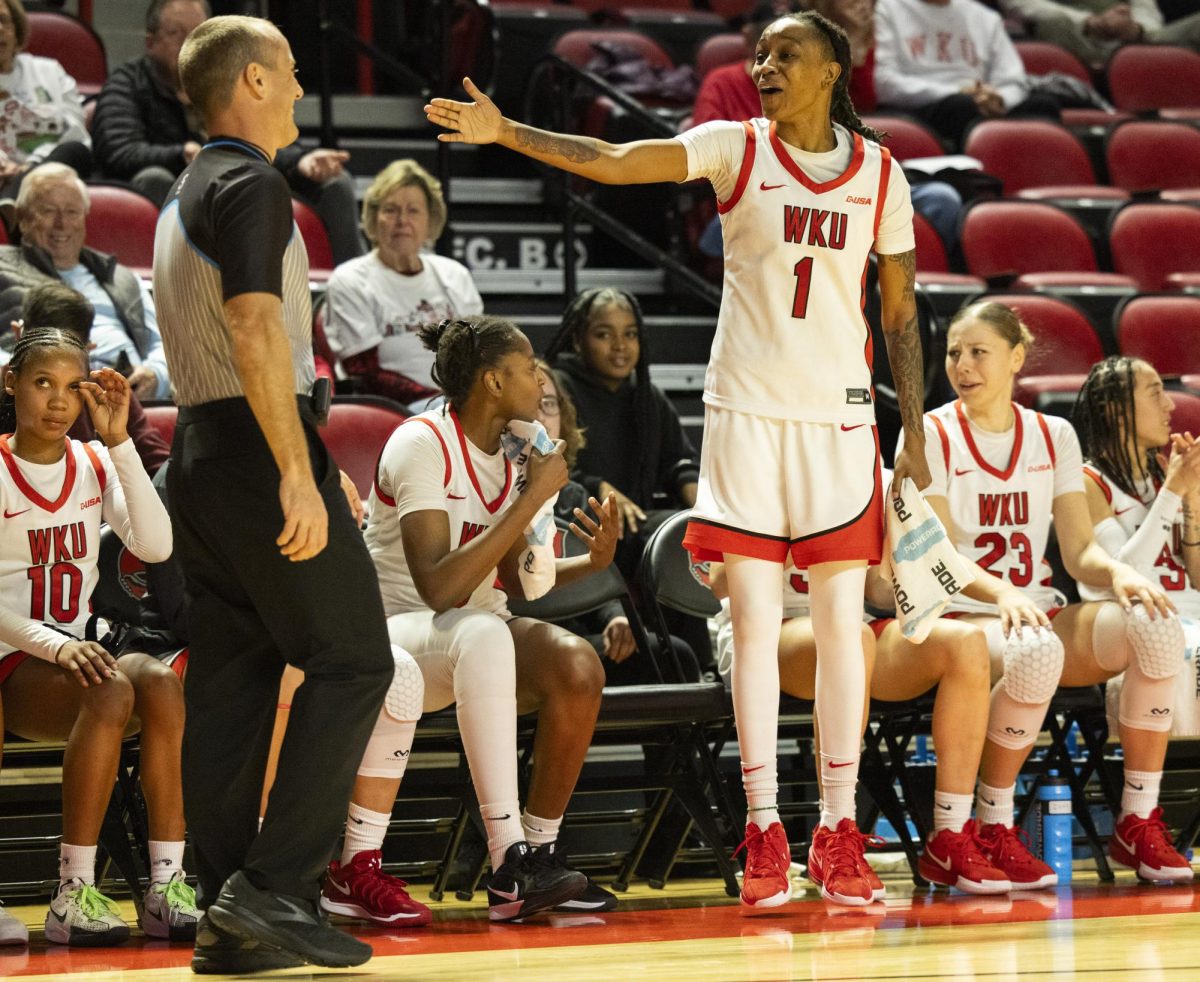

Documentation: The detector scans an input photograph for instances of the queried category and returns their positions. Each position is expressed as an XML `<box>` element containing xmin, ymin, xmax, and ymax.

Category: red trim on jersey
<box><xmin>768</xmin><ymin>124</ymin><xmax>865</xmax><ymax>194</ymax></box>
<box><xmin>377</xmin><ymin>417</ymin><xmax>452</xmax><ymax>506</ymax></box>
<box><xmin>1036</xmin><ymin>413</ymin><xmax>1056</xmax><ymax>467</ymax></box>
<box><xmin>1083</xmin><ymin>464</ymin><xmax>1113</xmax><ymax>504</ymax></box>
<box><xmin>683</xmin><ymin>518</ymin><xmax>790</xmax><ymax>564</ymax></box>
<box><xmin>0</xmin><ymin>436</ymin><xmax>77</xmax><ymax>513</ymax></box>
<box><xmin>0</xmin><ymin>651</ymin><xmax>30</xmax><ymax>685</ymax></box>
<box><xmin>955</xmin><ymin>400</ymin><xmax>1024</xmax><ymax>482</ymax></box>
<box><xmin>716</xmin><ymin>121</ymin><xmax>757</xmax><ymax>215</ymax></box>
<box><xmin>859</xmin><ymin>257</ymin><xmax>874</xmax><ymax>381</ymax></box>
<box><xmin>872</xmin><ymin>146</ymin><xmax>892</xmax><ymax>242</ymax></box>
<box><xmin>789</xmin><ymin>427</ymin><xmax>884</xmax><ymax>568</ymax></box>
<box><xmin>868</xmin><ymin>617</ymin><xmax>893</xmax><ymax>639</ymax></box>
<box><xmin>451</xmin><ymin>409</ymin><xmax>512</xmax><ymax>515</ymax></box>
<box><xmin>929</xmin><ymin>413</ymin><xmax>951</xmax><ymax>473</ymax></box>
<box><xmin>81</xmin><ymin>442</ymin><xmax>106</xmax><ymax>494</ymax></box>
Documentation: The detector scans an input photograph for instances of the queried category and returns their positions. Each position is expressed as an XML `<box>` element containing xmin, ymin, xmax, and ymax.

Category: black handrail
<box><xmin>528</xmin><ymin>55</ymin><xmax>721</xmax><ymax>309</ymax></box>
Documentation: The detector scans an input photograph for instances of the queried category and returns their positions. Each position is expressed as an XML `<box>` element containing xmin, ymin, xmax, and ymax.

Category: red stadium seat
<box><xmin>84</xmin><ymin>184</ymin><xmax>159</xmax><ymax>272</ymax></box>
<box><xmin>910</xmin><ymin>212</ymin><xmax>986</xmax><ymax>297</ymax></box>
<box><xmin>1115</xmin><ymin>295</ymin><xmax>1200</xmax><ymax>376</ymax></box>
<box><xmin>1109</xmin><ymin>203</ymin><xmax>1200</xmax><ymax>292</ymax></box>
<box><xmin>312</xmin><ymin>301</ymin><xmax>336</xmax><ymax>382</ymax></box>
<box><xmin>861</xmin><ymin>115</ymin><xmax>944</xmax><ymax>160</ymax></box>
<box><xmin>1168</xmin><ymin>391</ymin><xmax>1200</xmax><ymax>436</ymax></box>
<box><xmin>291</xmin><ymin>199</ymin><xmax>334</xmax><ymax>280</ymax></box>
<box><xmin>25</xmin><ymin>12</ymin><xmax>107</xmax><ymax>97</ymax></box>
<box><xmin>321</xmin><ymin>398</ymin><xmax>409</xmax><ymax>500</ymax></box>
<box><xmin>695</xmin><ymin>32</ymin><xmax>747</xmax><ymax>80</ymax></box>
<box><xmin>1106</xmin><ymin>121</ymin><xmax>1200</xmax><ymax>195</ymax></box>
<box><xmin>960</xmin><ymin>201</ymin><xmax>1134</xmax><ymax>289</ymax></box>
<box><xmin>985</xmin><ymin>294</ymin><xmax>1104</xmax><ymax>407</ymax></box>
<box><xmin>553</xmin><ymin>28</ymin><xmax>674</xmax><ymax>71</ymax></box>
<box><xmin>141</xmin><ymin>403</ymin><xmax>177</xmax><ymax>447</ymax></box>
<box><xmin>1014</xmin><ymin>41</ymin><xmax>1091</xmax><ymax>84</ymax></box>
<box><xmin>964</xmin><ymin>120</ymin><xmax>1126</xmax><ymax>201</ymax></box>
<box><xmin>1107</xmin><ymin>45</ymin><xmax>1200</xmax><ymax>115</ymax></box>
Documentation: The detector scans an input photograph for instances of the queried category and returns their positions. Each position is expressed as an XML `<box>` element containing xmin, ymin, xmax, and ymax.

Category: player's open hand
<box><xmin>598</xmin><ymin>481</ymin><xmax>645</xmax><ymax>538</ymax></box>
<box><xmin>995</xmin><ymin>585</ymin><xmax>1050</xmax><ymax>638</ymax></box>
<box><xmin>1110</xmin><ymin>562</ymin><xmax>1175</xmax><ymax>618</ymax></box>
<box><xmin>571</xmin><ymin>493</ymin><xmax>619</xmax><ymax>571</ymax></box>
<box><xmin>55</xmin><ymin>639</ymin><xmax>118</xmax><ymax>688</ymax></box>
<box><xmin>424</xmin><ymin>77</ymin><xmax>503</xmax><ymax>145</ymax></box>
<box><xmin>277</xmin><ymin>471</ymin><xmax>329</xmax><ymax>561</ymax></box>
<box><xmin>80</xmin><ymin>367</ymin><xmax>131</xmax><ymax>448</ymax></box>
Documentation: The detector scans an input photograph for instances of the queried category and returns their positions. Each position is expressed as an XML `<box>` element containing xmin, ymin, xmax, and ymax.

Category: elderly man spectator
<box><xmin>1001</xmin><ymin>0</ymin><xmax>1200</xmax><ymax>67</ymax></box>
<box><xmin>93</xmin><ymin>0</ymin><xmax>364</xmax><ymax>264</ymax></box>
<box><xmin>0</xmin><ymin>163</ymin><xmax>170</xmax><ymax>399</ymax></box>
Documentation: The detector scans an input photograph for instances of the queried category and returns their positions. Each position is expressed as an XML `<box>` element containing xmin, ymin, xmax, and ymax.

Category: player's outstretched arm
<box><xmin>425</xmin><ymin>77</ymin><xmax>688</xmax><ymax>186</ymax></box>
<box><xmin>878</xmin><ymin>249</ymin><xmax>931</xmax><ymax>492</ymax></box>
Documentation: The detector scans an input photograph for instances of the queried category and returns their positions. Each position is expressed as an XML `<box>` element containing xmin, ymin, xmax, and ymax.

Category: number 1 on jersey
<box><xmin>792</xmin><ymin>257</ymin><xmax>813</xmax><ymax>319</ymax></box>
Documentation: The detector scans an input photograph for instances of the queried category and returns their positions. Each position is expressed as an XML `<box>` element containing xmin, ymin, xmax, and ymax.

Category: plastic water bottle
<box><xmin>1032</xmin><ymin>770</ymin><xmax>1073</xmax><ymax>884</ymax></box>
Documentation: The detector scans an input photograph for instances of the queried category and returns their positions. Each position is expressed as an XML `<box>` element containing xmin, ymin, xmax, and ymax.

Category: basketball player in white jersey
<box><xmin>425</xmin><ymin>10</ymin><xmax>932</xmax><ymax>908</ymax></box>
<box><xmin>903</xmin><ymin>301</ymin><xmax>1178</xmax><ymax>890</ymax></box>
<box><xmin>359</xmin><ymin>314</ymin><xmax>621</xmax><ymax>922</ymax></box>
<box><xmin>1070</xmin><ymin>355</ymin><xmax>1200</xmax><ymax>881</ymax></box>
<box><xmin>0</xmin><ymin>328</ymin><xmax>194</xmax><ymax>947</ymax></box>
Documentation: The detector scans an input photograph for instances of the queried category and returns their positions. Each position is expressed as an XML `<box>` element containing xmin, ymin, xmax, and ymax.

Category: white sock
<box><xmin>1120</xmin><ymin>769</ymin><xmax>1162</xmax><ymax>820</ymax></box>
<box><xmin>482</xmin><ymin>800</ymin><xmax>525</xmax><ymax>870</ymax></box>
<box><xmin>59</xmin><ymin>843</ymin><xmax>97</xmax><ymax>887</ymax></box>
<box><xmin>933</xmin><ymin>790</ymin><xmax>974</xmax><ymax>834</ymax></box>
<box><xmin>976</xmin><ymin>781</ymin><xmax>1015</xmax><ymax>828</ymax></box>
<box><xmin>741</xmin><ymin>759</ymin><xmax>780</xmax><ymax>829</ymax></box>
<box><xmin>149</xmin><ymin>840</ymin><xmax>186</xmax><ymax>884</ymax></box>
<box><xmin>341</xmin><ymin>802</ymin><xmax>391</xmax><ymax>865</ymax></box>
<box><xmin>818</xmin><ymin>752</ymin><xmax>858</xmax><ymax>829</ymax></box>
<box><xmin>521</xmin><ymin>810</ymin><xmax>562</xmax><ymax>849</ymax></box>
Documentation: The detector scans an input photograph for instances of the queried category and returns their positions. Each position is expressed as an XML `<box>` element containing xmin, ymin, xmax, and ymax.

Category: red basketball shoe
<box><xmin>1110</xmin><ymin>808</ymin><xmax>1195</xmax><ymax>883</ymax></box>
<box><xmin>920</xmin><ymin>820</ymin><xmax>1012</xmax><ymax>894</ymax></box>
<box><xmin>737</xmin><ymin>822</ymin><xmax>793</xmax><ymax>910</ymax></box>
<box><xmin>977</xmin><ymin>823</ymin><xmax>1057</xmax><ymax>890</ymax></box>
<box><xmin>807</xmin><ymin>819</ymin><xmax>876</xmax><ymax>906</ymax></box>
<box><xmin>320</xmin><ymin>850</ymin><xmax>432</xmax><ymax>926</ymax></box>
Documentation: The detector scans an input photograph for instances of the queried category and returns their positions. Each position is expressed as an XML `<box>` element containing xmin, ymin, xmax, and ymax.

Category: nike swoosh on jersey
<box><xmin>3</xmin><ymin>508</ymin><xmax>29</xmax><ymax>518</ymax></box>
<box><xmin>1114</xmin><ymin>507</ymin><xmax>1135</xmax><ymax>516</ymax></box>
<box><xmin>447</xmin><ymin>493</ymin><xmax>466</xmax><ymax>500</ymax></box>
<box><xmin>954</xmin><ymin>468</ymin><xmax>973</xmax><ymax>477</ymax></box>
<box><xmin>840</xmin><ymin>424</ymin><xmax>865</xmax><ymax>432</ymax></box>
<box><xmin>759</xmin><ymin>181</ymin><xmax>785</xmax><ymax>191</ymax></box>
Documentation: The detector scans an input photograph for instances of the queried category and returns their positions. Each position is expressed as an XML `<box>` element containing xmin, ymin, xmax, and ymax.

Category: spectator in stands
<box><xmin>0</xmin><ymin>0</ymin><xmax>92</xmax><ymax>206</ymax></box>
<box><xmin>692</xmin><ymin>0</ymin><xmax>962</xmax><ymax>253</ymax></box>
<box><xmin>0</xmin><ymin>164</ymin><xmax>170</xmax><ymax>399</ymax></box>
<box><xmin>18</xmin><ymin>283</ymin><xmax>170</xmax><ymax>474</ymax></box>
<box><xmin>323</xmin><ymin>159</ymin><xmax>482</xmax><ymax>408</ymax></box>
<box><xmin>875</xmin><ymin>0</ymin><xmax>1063</xmax><ymax>148</ymax></box>
<box><xmin>92</xmin><ymin>0</ymin><xmax>364</xmax><ymax>264</ymax></box>
<box><xmin>536</xmin><ymin>358</ymin><xmax>699</xmax><ymax>684</ymax></box>
<box><xmin>1002</xmin><ymin>0</ymin><xmax>1200</xmax><ymax>67</ymax></box>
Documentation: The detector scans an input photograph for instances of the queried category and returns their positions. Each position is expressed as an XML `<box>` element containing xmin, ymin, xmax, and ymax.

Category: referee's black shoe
<box><xmin>205</xmin><ymin>871</ymin><xmax>373</xmax><ymax>968</ymax></box>
<box><xmin>487</xmin><ymin>841</ymin><xmax>587</xmax><ymax>922</ymax></box>
<box><xmin>191</xmin><ymin>912</ymin><xmax>305</xmax><ymax>975</ymax></box>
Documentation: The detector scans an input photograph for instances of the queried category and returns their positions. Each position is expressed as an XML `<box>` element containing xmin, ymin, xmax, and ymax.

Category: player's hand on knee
<box><xmin>1111</xmin><ymin>563</ymin><xmax>1174</xmax><ymax>618</ymax></box>
<box><xmin>277</xmin><ymin>472</ymin><xmax>329</xmax><ymax>561</ymax></box>
<box><xmin>571</xmin><ymin>493</ymin><xmax>620</xmax><ymax>570</ymax></box>
<box><xmin>602</xmin><ymin>615</ymin><xmax>637</xmax><ymax>663</ymax></box>
<box><xmin>338</xmin><ymin>469</ymin><xmax>365</xmax><ymax>526</ymax></box>
<box><xmin>996</xmin><ymin>586</ymin><xmax>1050</xmax><ymax>638</ymax></box>
<box><xmin>55</xmin><ymin>640</ymin><xmax>118</xmax><ymax>688</ymax></box>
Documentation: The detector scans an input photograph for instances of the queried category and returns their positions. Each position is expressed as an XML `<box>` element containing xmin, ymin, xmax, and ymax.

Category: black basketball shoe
<box><xmin>487</xmin><ymin>841</ymin><xmax>587</xmax><ymax>922</ymax></box>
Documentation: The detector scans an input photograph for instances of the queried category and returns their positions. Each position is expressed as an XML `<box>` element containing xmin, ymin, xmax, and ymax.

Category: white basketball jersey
<box><xmin>0</xmin><ymin>437</ymin><xmax>108</xmax><ymax>659</ymax></box>
<box><xmin>1080</xmin><ymin>468</ymin><xmax>1199</xmax><ymax>616</ymax></box>
<box><xmin>927</xmin><ymin>401</ymin><xmax>1070</xmax><ymax>615</ymax></box>
<box><xmin>366</xmin><ymin>408</ymin><xmax>518</xmax><ymax>616</ymax></box>
<box><xmin>707</xmin><ymin>118</ymin><xmax>893</xmax><ymax>424</ymax></box>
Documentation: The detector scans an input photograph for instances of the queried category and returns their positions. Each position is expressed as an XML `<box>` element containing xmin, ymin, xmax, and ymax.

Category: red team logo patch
<box><xmin>118</xmin><ymin>546</ymin><xmax>149</xmax><ymax>601</ymax></box>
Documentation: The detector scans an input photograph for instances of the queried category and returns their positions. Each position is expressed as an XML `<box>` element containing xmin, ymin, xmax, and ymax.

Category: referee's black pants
<box><xmin>168</xmin><ymin>397</ymin><xmax>392</xmax><ymax>905</ymax></box>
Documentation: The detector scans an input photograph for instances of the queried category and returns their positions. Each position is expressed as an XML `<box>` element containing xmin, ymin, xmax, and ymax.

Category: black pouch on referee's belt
<box><xmin>84</xmin><ymin>613</ymin><xmax>177</xmax><ymax>660</ymax></box>
<box><xmin>311</xmin><ymin>376</ymin><xmax>332</xmax><ymax>426</ymax></box>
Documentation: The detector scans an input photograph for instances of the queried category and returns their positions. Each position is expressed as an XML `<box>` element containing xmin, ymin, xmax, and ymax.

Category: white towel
<box><xmin>878</xmin><ymin>478</ymin><xmax>975</xmax><ymax>643</ymax></box>
<box><xmin>499</xmin><ymin>419</ymin><xmax>558</xmax><ymax>601</ymax></box>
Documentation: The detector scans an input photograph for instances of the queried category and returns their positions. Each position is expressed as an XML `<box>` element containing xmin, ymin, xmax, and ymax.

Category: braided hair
<box><xmin>782</xmin><ymin>11</ymin><xmax>883</xmax><ymax>144</ymax></box>
<box><xmin>416</xmin><ymin>314</ymin><xmax>525</xmax><ymax>409</ymax></box>
<box><xmin>0</xmin><ymin>327</ymin><xmax>90</xmax><ymax>435</ymax></box>
<box><xmin>1072</xmin><ymin>355</ymin><xmax>1161</xmax><ymax>500</ymax></box>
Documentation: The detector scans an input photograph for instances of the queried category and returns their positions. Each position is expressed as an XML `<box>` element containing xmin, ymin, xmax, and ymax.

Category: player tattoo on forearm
<box><xmin>886</xmin><ymin>312</ymin><xmax>925</xmax><ymax>436</ymax></box>
<box><xmin>515</xmin><ymin>127</ymin><xmax>601</xmax><ymax>163</ymax></box>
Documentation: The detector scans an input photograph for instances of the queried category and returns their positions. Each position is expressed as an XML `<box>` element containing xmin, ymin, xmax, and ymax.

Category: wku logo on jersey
<box><xmin>978</xmin><ymin>492</ymin><xmax>1029</xmax><ymax>528</ymax></box>
<box><xmin>28</xmin><ymin>521</ymin><xmax>87</xmax><ymax>564</ymax></box>
<box><xmin>783</xmin><ymin>205</ymin><xmax>848</xmax><ymax>251</ymax></box>
<box><xmin>459</xmin><ymin>522</ymin><xmax>487</xmax><ymax>547</ymax></box>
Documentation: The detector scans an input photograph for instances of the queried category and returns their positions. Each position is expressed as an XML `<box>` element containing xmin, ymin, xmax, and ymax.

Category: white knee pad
<box><xmin>1126</xmin><ymin>605</ymin><xmax>1186</xmax><ymax>681</ymax></box>
<box><xmin>999</xmin><ymin>626</ymin><xmax>1065</xmax><ymax>706</ymax></box>
<box><xmin>383</xmin><ymin>645</ymin><xmax>424</xmax><ymax>721</ymax></box>
<box><xmin>357</xmin><ymin>646</ymin><xmax>422</xmax><ymax>779</ymax></box>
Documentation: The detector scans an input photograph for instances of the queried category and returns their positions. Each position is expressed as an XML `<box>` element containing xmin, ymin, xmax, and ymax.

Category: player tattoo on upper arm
<box><xmin>881</xmin><ymin>249</ymin><xmax>917</xmax><ymax>304</ymax></box>
<box><xmin>515</xmin><ymin>127</ymin><xmax>601</xmax><ymax>163</ymax></box>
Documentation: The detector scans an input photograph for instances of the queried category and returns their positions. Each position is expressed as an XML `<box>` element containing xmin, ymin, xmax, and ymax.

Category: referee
<box><xmin>152</xmin><ymin>16</ymin><xmax>391</xmax><ymax>974</ymax></box>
